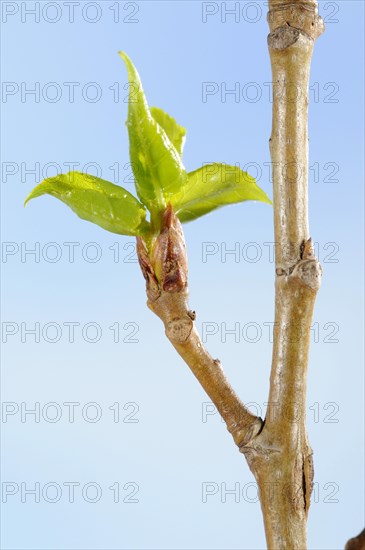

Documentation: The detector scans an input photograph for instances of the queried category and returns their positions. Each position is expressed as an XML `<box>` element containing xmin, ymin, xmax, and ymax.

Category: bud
<box><xmin>136</xmin><ymin>204</ymin><xmax>188</xmax><ymax>300</ymax></box>
<box><xmin>151</xmin><ymin>204</ymin><xmax>188</xmax><ymax>293</ymax></box>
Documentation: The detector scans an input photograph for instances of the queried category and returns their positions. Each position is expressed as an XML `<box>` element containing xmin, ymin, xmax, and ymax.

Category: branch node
<box><xmin>165</xmin><ymin>317</ymin><xmax>193</xmax><ymax>344</ymax></box>
<box><xmin>292</xmin><ymin>258</ymin><xmax>322</xmax><ymax>290</ymax></box>
<box><xmin>268</xmin><ymin>25</ymin><xmax>301</xmax><ymax>50</ymax></box>
<box><xmin>276</xmin><ymin>239</ymin><xmax>322</xmax><ymax>290</ymax></box>
<box><xmin>233</xmin><ymin>417</ymin><xmax>264</xmax><ymax>449</ymax></box>
<box><xmin>268</xmin><ymin>2</ymin><xmax>325</xmax><ymax>42</ymax></box>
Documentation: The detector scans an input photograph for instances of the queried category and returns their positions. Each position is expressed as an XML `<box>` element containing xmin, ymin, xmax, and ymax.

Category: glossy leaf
<box><xmin>25</xmin><ymin>172</ymin><xmax>148</xmax><ymax>236</ymax></box>
<box><xmin>171</xmin><ymin>164</ymin><xmax>272</xmax><ymax>222</ymax></box>
<box><xmin>119</xmin><ymin>52</ymin><xmax>187</xmax><ymax>211</ymax></box>
<box><xmin>150</xmin><ymin>107</ymin><xmax>186</xmax><ymax>157</ymax></box>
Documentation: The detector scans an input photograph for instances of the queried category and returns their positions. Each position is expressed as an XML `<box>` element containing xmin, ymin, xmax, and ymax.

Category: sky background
<box><xmin>1</xmin><ymin>1</ymin><xmax>364</xmax><ymax>549</ymax></box>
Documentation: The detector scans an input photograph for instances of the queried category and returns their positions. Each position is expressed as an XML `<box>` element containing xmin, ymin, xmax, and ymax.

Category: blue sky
<box><xmin>1</xmin><ymin>1</ymin><xmax>364</xmax><ymax>548</ymax></box>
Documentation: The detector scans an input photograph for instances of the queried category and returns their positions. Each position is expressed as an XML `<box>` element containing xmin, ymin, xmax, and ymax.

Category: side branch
<box><xmin>149</xmin><ymin>289</ymin><xmax>263</xmax><ymax>448</ymax></box>
<box><xmin>136</xmin><ymin>205</ymin><xmax>263</xmax><ymax>449</ymax></box>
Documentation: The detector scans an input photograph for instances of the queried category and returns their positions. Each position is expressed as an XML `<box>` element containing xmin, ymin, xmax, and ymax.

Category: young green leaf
<box><xmin>24</xmin><ymin>172</ymin><xmax>149</xmax><ymax>236</ymax></box>
<box><xmin>150</xmin><ymin>107</ymin><xmax>186</xmax><ymax>157</ymax></box>
<box><xmin>171</xmin><ymin>164</ymin><xmax>272</xmax><ymax>222</ymax></box>
<box><xmin>119</xmin><ymin>52</ymin><xmax>187</xmax><ymax>211</ymax></box>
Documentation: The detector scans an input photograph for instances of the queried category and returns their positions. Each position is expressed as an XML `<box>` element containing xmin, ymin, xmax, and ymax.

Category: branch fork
<box><xmin>137</xmin><ymin>0</ymin><xmax>325</xmax><ymax>544</ymax></box>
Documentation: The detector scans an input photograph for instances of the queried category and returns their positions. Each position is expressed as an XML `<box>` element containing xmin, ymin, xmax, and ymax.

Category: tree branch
<box><xmin>137</xmin><ymin>1</ymin><xmax>325</xmax><ymax>545</ymax></box>
<box><xmin>136</xmin><ymin>206</ymin><xmax>263</xmax><ymax>449</ymax></box>
<box><xmin>238</xmin><ymin>1</ymin><xmax>324</xmax><ymax>548</ymax></box>
<box><xmin>148</xmin><ymin>288</ymin><xmax>263</xmax><ymax>447</ymax></box>
<box><xmin>346</xmin><ymin>529</ymin><xmax>365</xmax><ymax>550</ymax></box>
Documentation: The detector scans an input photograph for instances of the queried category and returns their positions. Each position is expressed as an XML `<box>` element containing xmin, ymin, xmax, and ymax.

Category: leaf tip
<box><xmin>118</xmin><ymin>51</ymin><xmax>129</xmax><ymax>65</ymax></box>
<box><xmin>24</xmin><ymin>177</ymin><xmax>53</xmax><ymax>208</ymax></box>
<box><xmin>262</xmin><ymin>193</ymin><xmax>273</xmax><ymax>206</ymax></box>
<box><xmin>24</xmin><ymin>189</ymin><xmax>36</xmax><ymax>207</ymax></box>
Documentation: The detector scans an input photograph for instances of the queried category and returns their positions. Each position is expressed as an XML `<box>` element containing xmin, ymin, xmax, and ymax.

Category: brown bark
<box><xmin>239</xmin><ymin>1</ymin><xmax>324</xmax><ymax>547</ymax></box>
<box><xmin>137</xmin><ymin>207</ymin><xmax>263</xmax><ymax>449</ymax></box>
<box><xmin>138</xmin><ymin>1</ymin><xmax>325</xmax><ymax>547</ymax></box>
<box><xmin>346</xmin><ymin>529</ymin><xmax>365</xmax><ymax>550</ymax></box>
